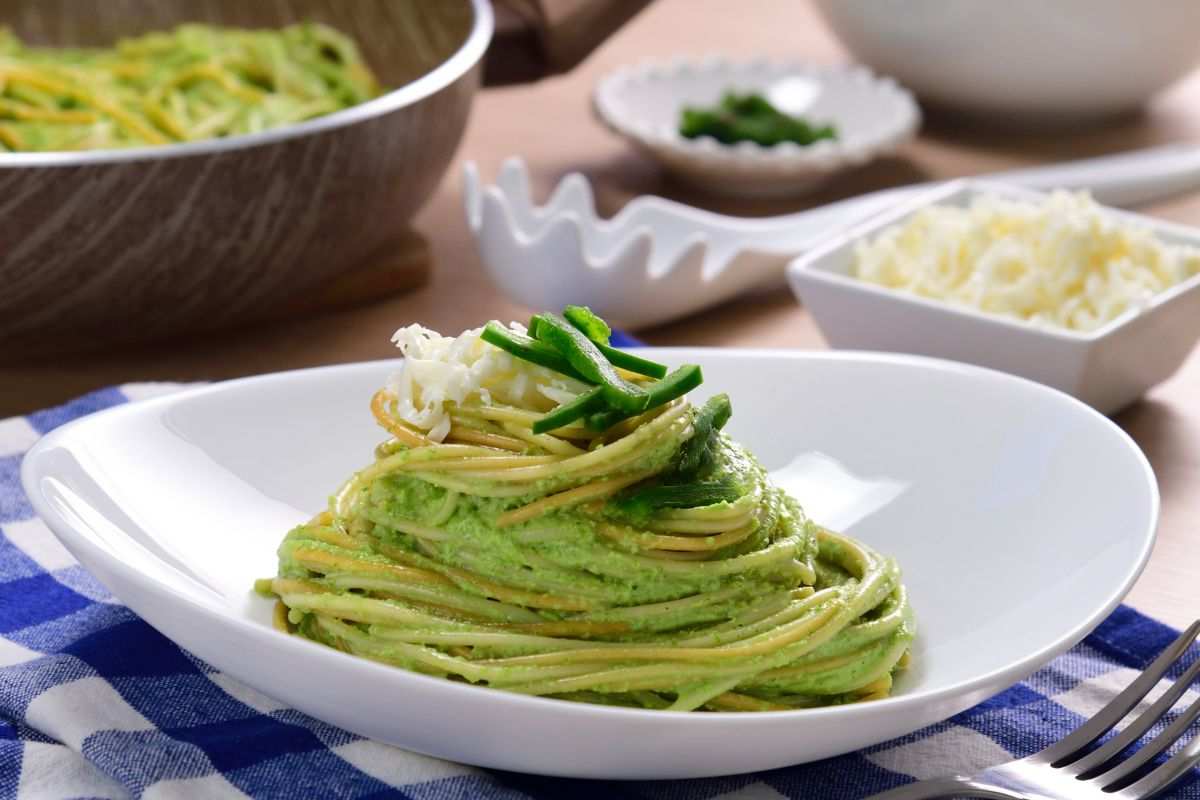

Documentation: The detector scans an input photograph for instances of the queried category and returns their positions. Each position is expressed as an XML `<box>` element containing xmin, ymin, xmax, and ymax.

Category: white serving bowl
<box><xmin>592</xmin><ymin>57</ymin><xmax>919</xmax><ymax>197</ymax></box>
<box><xmin>812</xmin><ymin>0</ymin><xmax>1200</xmax><ymax>121</ymax></box>
<box><xmin>786</xmin><ymin>180</ymin><xmax>1200</xmax><ymax>415</ymax></box>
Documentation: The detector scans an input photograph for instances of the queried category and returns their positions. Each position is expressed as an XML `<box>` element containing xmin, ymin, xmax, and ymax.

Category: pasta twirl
<box><xmin>257</xmin><ymin>314</ymin><xmax>914</xmax><ymax>711</ymax></box>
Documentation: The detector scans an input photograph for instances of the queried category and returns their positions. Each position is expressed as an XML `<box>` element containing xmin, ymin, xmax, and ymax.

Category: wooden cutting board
<box><xmin>274</xmin><ymin>229</ymin><xmax>431</xmax><ymax>320</ymax></box>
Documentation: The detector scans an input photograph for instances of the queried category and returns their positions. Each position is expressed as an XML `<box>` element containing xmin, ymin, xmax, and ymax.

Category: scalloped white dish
<box><xmin>22</xmin><ymin>350</ymin><xmax>1157</xmax><ymax>778</ymax></box>
<box><xmin>593</xmin><ymin>58</ymin><xmax>921</xmax><ymax>197</ymax></box>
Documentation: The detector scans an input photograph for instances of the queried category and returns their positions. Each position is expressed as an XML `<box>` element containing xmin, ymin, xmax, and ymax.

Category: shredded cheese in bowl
<box><xmin>852</xmin><ymin>191</ymin><xmax>1200</xmax><ymax>332</ymax></box>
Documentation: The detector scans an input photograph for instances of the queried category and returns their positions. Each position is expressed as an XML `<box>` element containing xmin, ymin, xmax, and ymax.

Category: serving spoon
<box><xmin>464</xmin><ymin>144</ymin><xmax>1200</xmax><ymax>328</ymax></box>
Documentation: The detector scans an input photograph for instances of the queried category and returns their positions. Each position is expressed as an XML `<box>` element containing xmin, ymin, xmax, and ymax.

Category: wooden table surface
<box><xmin>6</xmin><ymin>0</ymin><xmax>1199</xmax><ymax>628</ymax></box>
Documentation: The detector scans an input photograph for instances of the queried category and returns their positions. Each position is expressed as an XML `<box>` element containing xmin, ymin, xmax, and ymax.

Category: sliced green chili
<box><xmin>526</xmin><ymin>315</ymin><xmax>545</xmax><ymax>339</ymax></box>
<box><xmin>480</xmin><ymin>322</ymin><xmax>586</xmax><ymax>382</ymax></box>
<box><xmin>563</xmin><ymin>305</ymin><xmax>667</xmax><ymax>379</ymax></box>
<box><xmin>585</xmin><ymin>364</ymin><xmax>703</xmax><ymax>431</ymax></box>
<box><xmin>531</xmin><ymin>386</ymin><xmax>607</xmax><ymax>435</ymax></box>
<box><xmin>612</xmin><ymin>478</ymin><xmax>742</xmax><ymax>518</ymax></box>
<box><xmin>530</xmin><ymin>313</ymin><xmax>647</xmax><ymax>414</ymax></box>
<box><xmin>563</xmin><ymin>305</ymin><xmax>611</xmax><ymax>342</ymax></box>
<box><xmin>675</xmin><ymin>393</ymin><xmax>733</xmax><ymax>476</ymax></box>
<box><xmin>598</xmin><ymin>346</ymin><xmax>668</xmax><ymax>380</ymax></box>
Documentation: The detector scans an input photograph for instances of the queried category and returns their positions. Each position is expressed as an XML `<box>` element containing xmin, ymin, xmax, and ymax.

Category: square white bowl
<box><xmin>786</xmin><ymin>180</ymin><xmax>1200</xmax><ymax>415</ymax></box>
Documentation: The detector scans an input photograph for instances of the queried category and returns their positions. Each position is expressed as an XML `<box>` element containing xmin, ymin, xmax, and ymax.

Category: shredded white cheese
<box><xmin>852</xmin><ymin>191</ymin><xmax>1200</xmax><ymax>332</ymax></box>
<box><xmin>387</xmin><ymin>323</ymin><xmax>588</xmax><ymax>441</ymax></box>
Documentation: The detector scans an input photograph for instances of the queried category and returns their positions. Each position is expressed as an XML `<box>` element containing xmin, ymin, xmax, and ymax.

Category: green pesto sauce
<box><xmin>348</xmin><ymin>434</ymin><xmax>817</xmax><ymax>626</ymax></box>
<box><xmin>271</xmin><ymin>408</ymin><xmax>912</xmax><ymax>705</ymax></box>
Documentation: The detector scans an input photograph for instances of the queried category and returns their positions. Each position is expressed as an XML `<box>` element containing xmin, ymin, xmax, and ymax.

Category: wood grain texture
<box><xmin>275</xmin><ymin>230</ymin><xmax>431</xmax><ymax>320</ymax></box>
<box><xmin>4</xmin><ymin>0</ymin><xmax>1200</xmax><ymax>631</ymax></box>
<box><xmin>0</xmin><ymin>0</ymin><xmax>480</xmax><ymax>356</ymax></box>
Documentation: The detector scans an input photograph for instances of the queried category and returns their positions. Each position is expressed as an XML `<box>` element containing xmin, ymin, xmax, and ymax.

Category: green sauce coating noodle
<box><xmin>259</xmin><ymin>323</ymin><xmax>915</xmax><ymax>712</ymax></box>
<box><xmin>0</xmin><ymin>22</ymin><xmax>382</xmax><ymax>152</ymax></box>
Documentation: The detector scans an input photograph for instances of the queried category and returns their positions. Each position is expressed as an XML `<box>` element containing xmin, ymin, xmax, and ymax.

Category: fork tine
<box><xmin>1117</xmin><ymin>727</ymin><xmax>1200</xmax><ymax>800</ymax></box>
<box><xmin>1096</xmin><ymin>694</ymin><xmax>1200</xmax><ymax>788</ymax></box>
<box><xmin>1071</xmin><ymin>656</ymin><xmax>1200</xmax><ymax>778</ymax></box>
<box><xmin>1038</xmin><ymin>620</ymin><xmax>1200</xmax><ymax>766</ymax></box>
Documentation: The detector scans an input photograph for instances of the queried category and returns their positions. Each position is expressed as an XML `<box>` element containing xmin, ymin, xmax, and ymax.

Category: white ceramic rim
<box><xmin>20</xmin><ymin>349</ymin><xmax>1159</xmax><ymax>730</ymax></box>
<box><xmin>0</xmin><ymin>0</ymin><xmax>493</xmax><ymax>168</ymax></box>
<box><xmin>788</xmin><ymin>178</ymin><xmax>1200</xmax><ymax>343</ymax></box>
<box><xmin>592</xmin><ymin>56</ymin><xmax>921</xmax><ymax>172</ymax></box>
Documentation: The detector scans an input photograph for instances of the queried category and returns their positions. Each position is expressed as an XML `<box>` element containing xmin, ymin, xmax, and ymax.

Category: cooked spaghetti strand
<box><xmin>261</xmin><ymin>316</ymin><xmax>914</xmax><ymax>711</ymax></box>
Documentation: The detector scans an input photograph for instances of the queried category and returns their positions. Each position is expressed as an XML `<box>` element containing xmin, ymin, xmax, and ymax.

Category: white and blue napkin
<box><xmin>2</xmin><ymin>380</ymin><xmax>1197</xmax><ymax>799</ymax></box>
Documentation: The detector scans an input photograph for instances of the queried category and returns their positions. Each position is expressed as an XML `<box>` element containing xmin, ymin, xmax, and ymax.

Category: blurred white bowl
<box><xmin>812</xmin><ymin>0</ymin><xmax>1200</xmax><ymax>121</ymax></box>
<box><xmin>786</xmin><ymin>180</ymin><xmax>1200</xmax><ymax>415</ymax></box>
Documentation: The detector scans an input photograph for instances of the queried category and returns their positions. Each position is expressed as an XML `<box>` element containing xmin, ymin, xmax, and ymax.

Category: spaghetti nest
<box><xmin>260</xmin><ymin>384</ymin><xmax>915</xmax><ymax>712</ymax></box>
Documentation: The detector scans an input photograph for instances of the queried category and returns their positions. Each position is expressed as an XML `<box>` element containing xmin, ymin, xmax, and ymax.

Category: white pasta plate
<box><xmin>22</xmin><ymin>350</ymin><xmax>1157</xmax><ymax>779</ymax></box>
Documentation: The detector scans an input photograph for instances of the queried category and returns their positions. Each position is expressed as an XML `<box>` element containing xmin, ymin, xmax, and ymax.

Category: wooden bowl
<box><xmin>0</xmin><ymin>0</ymin><xmax>491</xmax><ymax>356</ymax></box>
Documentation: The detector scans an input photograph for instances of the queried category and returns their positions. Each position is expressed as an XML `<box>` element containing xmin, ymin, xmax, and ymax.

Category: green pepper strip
<box><xmin>563</xmin><ymin>305</ymin><xmax>610</xmax><ymax>342</ymax></box>
<box><xmin>531</xmin><ymin>386</ymin><xmax>607</xmax><ymax>435</ymax></box>
<box><xmin>675</xmin><ymin>393</ymin><xmax>733</xmax><ymax>476</ymax></box>
<box><xmin>612</xmin><ymin>477</ymin><xmax>742</xmax><ymax>518</ymax></box>
<box><xmin>480</xmin><ymin>322</ymin><xmax>586</xmax><ymax>382</ymax></box>
<box><xmin>586</xmin><ymin>364</ymin><xmax>703</xmax><ymax>431</ymax></box>
<box><xmin>597</xmin><ymin>344</ymin><xmax>668</xmax><ymax>380</ymax></box>
<box><xmin>531</xmin><ymin>313</ymin><xmax>647</xmax><ymax>414</ymax></box>
<box><xmin>563</xmin><ymin>305</ymin><xmax>668</xmax><ymax>379</ymax></box>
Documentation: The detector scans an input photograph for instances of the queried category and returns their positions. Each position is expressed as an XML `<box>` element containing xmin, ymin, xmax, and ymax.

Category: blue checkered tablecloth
<box><xmin>3</xmin><ymin>381</ymin><xmax>1198</xmax><ymax>799</ymax></box>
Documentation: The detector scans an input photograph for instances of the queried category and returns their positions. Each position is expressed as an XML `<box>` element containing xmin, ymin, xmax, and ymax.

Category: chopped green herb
<box><xmin>680</xmin><ymin>91</ymin><xmax>837</xmax><ymax>148</ymax></box>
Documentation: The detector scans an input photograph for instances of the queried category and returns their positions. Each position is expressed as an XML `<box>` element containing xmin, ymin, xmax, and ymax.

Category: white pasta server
<box><xmin>464</xmin><ymin>144</ymin><xmax>1200</xmax><ymax>329</ymax></box>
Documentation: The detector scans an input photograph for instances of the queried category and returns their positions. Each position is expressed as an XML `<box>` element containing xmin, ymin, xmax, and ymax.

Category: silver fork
<box><xmin>868</xmin><ymin>620</ymin><xmax>1200</xmax><ymax>799</ymax></box>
